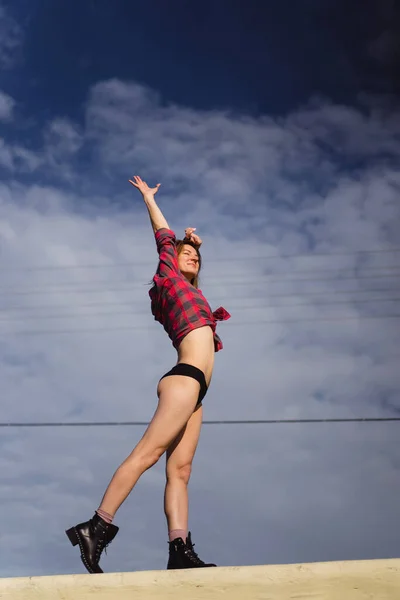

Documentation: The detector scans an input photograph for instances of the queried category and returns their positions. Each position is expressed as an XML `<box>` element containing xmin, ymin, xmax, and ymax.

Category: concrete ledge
<box><xmin>1</xmin><ymin>559</ymin><xmax>399</xmax><ymax>599</ymax></box>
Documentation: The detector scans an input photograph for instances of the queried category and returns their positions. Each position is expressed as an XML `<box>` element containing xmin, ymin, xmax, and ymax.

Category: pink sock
<box><xmin>96</xmin><ymin>508</ymin><xmax>114</xmax><ymax>524</ymax></box>
<box><xmin>169</xmin><ymin>529</ymin><xmax>187</xmax><ymax>542</ymax></box>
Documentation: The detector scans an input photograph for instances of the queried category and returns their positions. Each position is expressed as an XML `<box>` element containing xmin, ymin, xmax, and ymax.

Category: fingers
<box><xmin>129</xmin><ymin>175</ymin><xmax>160</xmax><ymax>187</ymax></box>
<box><xmin>184</xmin><ymin>228</ymin><xmax>196</xmax><ymax>243</ymax></box>
<box><xmin>192</xmin><ymin>236</ymin><xmax>202</xmax><ymax>247</ymax></box>
<box><xmin>129</xmin><ymin>175</ymin><xmax>143</xmax><ymax>188</ymax></box>
<box><xmin>128</xmin><ymin>175</ymin><xmax>145</xmax><ymax>184</ymax></box>
<box><xmin>183</xmin><ymin>228</ymin><xmax>202</xmax><ymax>247</ymax></box>
<box><xmin>129</xmin><ymin>175</ymin><xmax>148</xmax><ymax>190</ymax></box>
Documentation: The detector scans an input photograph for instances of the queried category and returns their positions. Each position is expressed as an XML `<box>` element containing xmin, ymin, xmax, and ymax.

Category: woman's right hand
<box><xmin>184</xmin><ymin>227</ymin><xmax>202</xmax><ymax>248</ymax></box>
<box><xmin>129</xmin><ymin>175</ymin><xmax>160</xmax><ymax>199</ymax></box>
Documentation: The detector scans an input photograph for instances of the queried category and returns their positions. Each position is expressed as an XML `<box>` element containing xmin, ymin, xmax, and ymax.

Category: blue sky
<box><xmin>5</xmin><ymin>0</ymin><xmax>400</xmax><ymax>122</ymax></box>
<box><xmin>1</xmin><ymin>0</ymin><xmax>400</xmax><ymax>578</ymax></box>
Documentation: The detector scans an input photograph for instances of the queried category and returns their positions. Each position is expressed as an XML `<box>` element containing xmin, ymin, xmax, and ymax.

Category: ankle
<box><xmin>168</xmin><ymin>528</ymin><xmax>187</xmax><ymax>542</ymax></box>
<box><xmin>96</xmin><ymin>508</ymin><xmax>114</xmax><ymax>524</ymax></box>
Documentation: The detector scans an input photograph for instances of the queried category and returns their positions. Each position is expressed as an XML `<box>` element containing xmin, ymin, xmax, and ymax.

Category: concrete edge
<box><xmin>1</xmin><ymin>559</ymin><xmax>400</xmax><ymax>591</ymax></box>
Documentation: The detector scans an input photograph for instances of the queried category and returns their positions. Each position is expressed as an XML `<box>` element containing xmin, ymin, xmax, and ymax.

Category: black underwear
<box><xmin>159</xmin><ymin>363</ymin><xmax>208</xmax><ymax>407</ymax></box>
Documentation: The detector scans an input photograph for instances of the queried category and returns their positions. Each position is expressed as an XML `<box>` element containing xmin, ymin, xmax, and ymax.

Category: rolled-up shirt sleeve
<box><xmin>154</xmin><ymin>228</ymin><xmax>180</xmax><ymax>277</ymax></box>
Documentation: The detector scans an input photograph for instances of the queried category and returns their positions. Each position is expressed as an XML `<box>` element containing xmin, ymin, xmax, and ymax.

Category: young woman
<box><xmin>65</xmin><ymin>175</ymin><xmax>230</xmax><ymax>574</ymax></box>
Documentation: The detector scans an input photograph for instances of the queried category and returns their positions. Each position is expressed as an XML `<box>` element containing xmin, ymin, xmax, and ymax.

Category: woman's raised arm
<box><xmin>129</xmin><ymin>175</ymin><xmax>169</xmax><ymax>233</ymax></box>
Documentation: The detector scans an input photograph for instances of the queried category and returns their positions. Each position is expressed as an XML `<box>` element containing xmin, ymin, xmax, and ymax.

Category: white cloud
<box><xmin>0</xmin><ymin>138</ymin><xmax>43</xmax><ymax>172</ymax></box>
<box><xmin>0</xmin><ymin>78</ymin><xmax>400</xmax><ymax>576</ymax></box>
<box><xmin>0</xmin><ymin>89</ymin><xmax>14</xmax><ymax>120</ymax></box>
<box><xmin>83</xmin><ymin>80</ymin><xmax>400</xmax><ymax>248</ymax></box>
<box><xmin>43</xmin><ymin>118</ymin><xmax>83</xmax><ymax>178</ymax></box>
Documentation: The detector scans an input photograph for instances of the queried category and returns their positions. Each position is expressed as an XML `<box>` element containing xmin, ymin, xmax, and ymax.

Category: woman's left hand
<box><xmin>184</xmin><ymin>227</ymin><xmax>202</xmax><ymax>248</ymax></box>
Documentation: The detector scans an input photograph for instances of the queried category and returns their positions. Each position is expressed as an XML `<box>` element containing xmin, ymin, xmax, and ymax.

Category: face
<box><xmin>178</xmin><ymin>244</ymin><xmax>200</xmax><ymax>282</ymax></box>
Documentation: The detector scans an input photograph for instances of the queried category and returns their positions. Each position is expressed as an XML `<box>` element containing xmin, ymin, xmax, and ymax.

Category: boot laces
<box><xmin>96</xmin><ymin>527</ymin><xmax>112</xmax><ymax>557</ymax></box>
<box><xmin>186</xmin><ymin>542</ymin><xmax>205</xmax><ymax>566</ymax></box>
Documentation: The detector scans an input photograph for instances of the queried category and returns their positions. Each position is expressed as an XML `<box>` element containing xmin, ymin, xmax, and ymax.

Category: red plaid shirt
<box><xmin>149</xmin><ymin>228</ymin><xmax>230</xmax><ymax>352</ymax></box>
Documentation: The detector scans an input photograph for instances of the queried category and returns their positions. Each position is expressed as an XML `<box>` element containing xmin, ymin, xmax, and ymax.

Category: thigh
<box><xmin>166</xmin><ymin>404</ymin><xmax>203</xmax><ymax>474</ymax></box>
<box><xmin>133</xmin><ymin>375</ymin><xmax>200</xmax><ymax>459</ymax></box>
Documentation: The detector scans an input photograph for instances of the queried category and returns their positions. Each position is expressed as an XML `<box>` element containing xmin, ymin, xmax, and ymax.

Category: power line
<box><xmin>2</xmin><ymin>265</ymin><xmax>400</xmax><ymax>291</ymax></box>
<box><xmin>2</xmin><ymin>313</ymin><xmax>400</xmax><ymax>336</ymax></box>
<box><xmin>3</xmin><ymin>285</ymin><xmax>400</xmax><ymax>312</ymax></box>
<box><xmin>2</xmin><ymin>417</ymin><xmax>400</xmax><ymax>427</ymax></box>
<box><xmin>0</xmin><ymin>296</ymin><xmax>399</xmax><ymax>323</ymax></box>
<box><xmin>2</xmin><ymin>247</ymin><xmax>400</xmax><ymax>272</ymax></box>
<box><xmin>1</xmin><ymin>271</ymin><xmax>400</xmax><ymax>297</ymax></box>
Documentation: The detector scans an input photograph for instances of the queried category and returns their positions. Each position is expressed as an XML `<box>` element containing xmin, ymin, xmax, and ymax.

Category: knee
<box><xmin>143</xmin><ymin>454</ymin><xmax>159</xmax><ymax>471</ymax></box>
<box><xmin>167</xmin><ymin>463</ymin><xmax>192</xmax><ymax>486</ymax></box>
<box><xmin>143</xmin><ymin>448</ymin><xmax>165</xmax><ymax>471</ymax></box>
<box><xmin>125</xmin><ymin>447</ymin><xmax>165</xmax><ymax>473</ymax></box>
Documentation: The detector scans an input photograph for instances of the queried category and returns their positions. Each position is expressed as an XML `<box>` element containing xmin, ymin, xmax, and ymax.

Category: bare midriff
<box><xmin>177</xmin><ymin>325</ymin><xmax>215</xmax><ymax>386</ymax></box>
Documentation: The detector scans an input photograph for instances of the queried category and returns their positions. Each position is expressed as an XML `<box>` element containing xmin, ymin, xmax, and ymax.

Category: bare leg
<box><xmin>98</xmin><ymin>376</ymin><xmax>200</xmax><ymax>516</ymax></box>
<box><xmin>164</xmin><ymin>404</ymin><xmax>203</xmax><ymax>536</ymax></box>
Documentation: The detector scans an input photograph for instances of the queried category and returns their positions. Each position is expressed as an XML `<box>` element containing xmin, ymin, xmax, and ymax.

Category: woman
<box><xmin>65</xmin><ymin>175</ymin><xmax>230</xmax><ymax>573</ymax></box>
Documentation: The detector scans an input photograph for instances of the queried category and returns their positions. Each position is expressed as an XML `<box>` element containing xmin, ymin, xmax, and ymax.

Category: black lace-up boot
<box><xmin>65</xmin><ymin>513</ymin><xmax>119</xmax><ymax>574</ymax></box>
<box><xmin>167</xmin><ymin>531</ymin><xmax>217</xmax><ymax>569</ymax></box>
